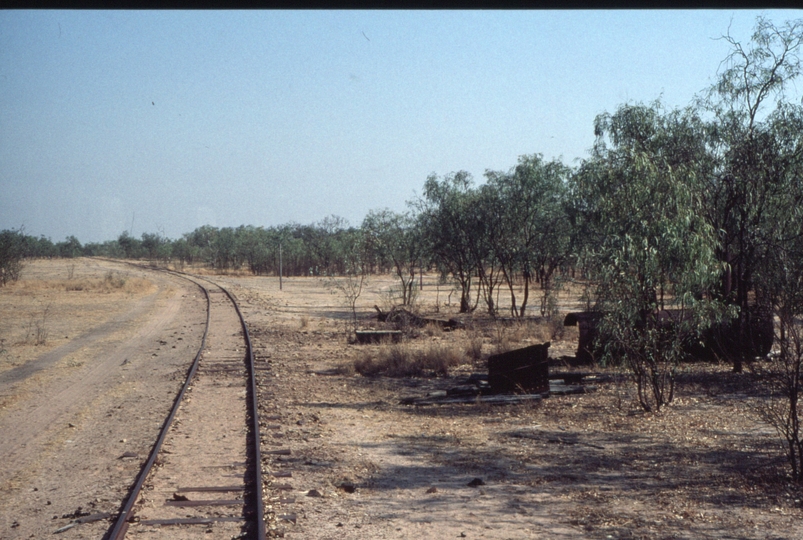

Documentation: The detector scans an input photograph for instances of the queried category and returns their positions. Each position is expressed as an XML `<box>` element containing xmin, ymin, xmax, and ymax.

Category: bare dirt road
<box><xmin>0</xmin><ymin>259</ymin><xmax>206</xmax><ymax>539</ymax></box>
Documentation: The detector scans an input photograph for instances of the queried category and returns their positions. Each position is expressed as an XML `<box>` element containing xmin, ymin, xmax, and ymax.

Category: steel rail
<box><xmin>104</xmin><ymin>265</ymin><xmax>266</xmax><ymax>540</ymax></box>
<box><xmin>218</xmin><ymin>282</ymin><xmax>267</xmax><ymax>540</ymax></box>
<box><xmin>107</xmin><ymin>275</ymin><xmax>210</xmax><ymax>540</ymax></box>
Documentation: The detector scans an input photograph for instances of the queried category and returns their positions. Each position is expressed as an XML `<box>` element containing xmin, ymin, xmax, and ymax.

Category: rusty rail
<box><xmin>105</xmin><ymin>265</ymin><xmax>266</xmax><ymax>540</ymax></box>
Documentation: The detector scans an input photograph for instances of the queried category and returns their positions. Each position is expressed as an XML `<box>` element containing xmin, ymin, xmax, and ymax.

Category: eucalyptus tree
<box><xmin>298</xmin><ymin>215</ymin><xmax>350</xmax><ymax>276</ymax></box>
<box><xmin>211</xmin><ymin>227</ymin><xmax>239</xmax><ymax>270</ymax></box>
<box><xmin>169</xmin><ymin>237</ymin><xmax>192</xmax><ymax>268</ymax></box>
<box><xmin>574</xmin><ymin>102</ymin><xmax>725</xmax><ymax>412</ymax></box>
<box><xmin>0</xmin><ymin>228</ymin><xmax>25</xmax><ymax>286</ymax></box>
<box><xmin>751</xmin><ymin>127</ymin><xmax>803</xmax><ymax>480</ymax></box>
<box><xmin>698</xmin><ymin>16</ymin><xmax>803</xmax><ymax>371</ymax></box>
<box><xmin>485</xmin><ymin>155</ymin><xmax>574</xmax><ymax>318</ymax></box>
<box><xmin>361</xmin><ymin>208</ymin><xmax>424</xmax><ymax>306</ymax></box>
<box><xmin>141</xmin><ymin>232</ymin><xmax>171</xmax><ymax>263</ymax></box>
<box><xmin>185</xmin><ymin>225</ymin><xmax>217</xmax><ymax>266</ymax></box>
<box><xmin>56</xmin><ymin>236</ymin><xmax>83</xmax><ymax>259</ymax></box>
<box><xmin>415</xmin><ymin>171</ymin><xmax>481</xmax><ymax>313</ymax></box>
<box><xmin>117</xmin><ymin>231</ymin><xmax>143</xmax><ymax>259</ymax></box>
<box><xmin>236</xmin><ymin>225</ymin><xmax>273</xmax><ymax>275</ymax></box>
<box><xmin>275</xmin><ymin>223</ymin><xmax>309</xmax><ymax>276</ymax></box>
<box><xmin>721</xmin><ymin>21</ymin><xmax>803</xmax><ymax>479</ymax></box>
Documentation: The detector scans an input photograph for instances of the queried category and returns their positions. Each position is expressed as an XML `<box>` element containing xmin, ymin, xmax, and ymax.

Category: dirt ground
<box><xmin>218</xmin><ymin>271</ymin><xmax>803</xmax><ymax>540</ymax></box>
<box><xmin>0</xmin><ymin>258</ymin><xmax>207</xmax><ymax>539</ymax></box>
<box><xmin>1</xmin><ymin>259</ymin><xmax>802</xmax><ymax>539</ymax></box>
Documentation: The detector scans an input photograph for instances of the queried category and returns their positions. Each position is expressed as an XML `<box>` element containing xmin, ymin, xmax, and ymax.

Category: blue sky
<box><xmin>1</xmin><ymin>10</ymin><xmax>801</xmax><ymax>243</ymax></box>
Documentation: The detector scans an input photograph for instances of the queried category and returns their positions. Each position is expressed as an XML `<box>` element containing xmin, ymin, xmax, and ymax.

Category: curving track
<box><xmin>108</xmin><ymin>270</ymin><xmax>265</xmax><ymax>539</ymax></box>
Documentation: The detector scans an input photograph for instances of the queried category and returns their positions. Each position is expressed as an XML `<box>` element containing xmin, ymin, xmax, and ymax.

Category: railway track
<box><xmin>107</xmin><ymin>270</ymin><xmax>266</xmax><ymax>539</ymax></box>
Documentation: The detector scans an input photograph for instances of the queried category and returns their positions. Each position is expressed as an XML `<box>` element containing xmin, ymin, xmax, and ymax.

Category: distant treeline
<box><xmin>0</xmin><ymin>155</ymin><xmax>576</xmax><ymax>320</ymax></box>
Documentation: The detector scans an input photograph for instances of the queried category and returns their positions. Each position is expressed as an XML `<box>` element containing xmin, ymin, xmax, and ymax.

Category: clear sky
<box><xmin>2</xmin><ymin>9</ymin><xmax>801</xmax><ymax>243</ymax></box>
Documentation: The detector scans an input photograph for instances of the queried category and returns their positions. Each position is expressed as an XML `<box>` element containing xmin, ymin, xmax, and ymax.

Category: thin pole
<box><xmin>420</xmin><ymin>259</ymin><xmax>423</xmax><ymax>290</ymax></box>
<box><xmin>279</xmin><ymin>243</ymin><xmax>283</xmax><ymax>290</ymax></box>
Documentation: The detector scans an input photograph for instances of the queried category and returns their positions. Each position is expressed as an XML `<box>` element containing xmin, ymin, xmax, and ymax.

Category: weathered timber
<box><xmin>563</xmin><ymin>312</ymin><xmax>603</xmax><ymax>364</ymax></box>
<box><xmin>401</xmin><ymin>393</ymin><xmax>544</xmax><ymax>406</ymax></box>
<box><xmin>374</xmin><ymin>305</ymin><xmax>464</xmax><ymax>330</ymax></box>
<box><xmin>487</xmin><ymin>342</ymin><xmax>550</xmax><ymax>394</ymax></box>
<box><xmin>354</xmin><ymin>330</ymin><xmax>403</xmax><ymax>344</ymax></box>
<box><xmin>549</xmin><ymin>382</ymin><xmax>597</xmax><ymax>395</ymax></box>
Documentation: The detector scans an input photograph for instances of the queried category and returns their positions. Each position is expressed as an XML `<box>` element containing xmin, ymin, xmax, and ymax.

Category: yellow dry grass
<box><xmin>13</xmin><ymin>271</ymin><xmax>151</xmax><ymax>295</ymax></box>
<box><xmin>0</xmin><ymin>259</ymin><xmax>158</xmax><ymax>378</ymax></box>
<box><xmin>354</xmin><ymin>341</ymin><xmax>466</xmax><ymax>377</ymax></box>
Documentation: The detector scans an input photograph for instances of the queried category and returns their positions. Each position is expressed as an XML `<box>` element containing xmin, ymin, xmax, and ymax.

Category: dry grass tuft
<box><xmin>16</xmin><ymin>271</ymin><xmax>151</xmax><ymax>294</ymax></box>
<box><xmin>423</xmin><ymin>322</ymin><xmax>443</xmax><ymax>337</ymax></box>
<box><xmin>354</xmin><ymin>342</ymin><xmax>464</xmax><ymax>377</ymax></box>
<box><xmin>464</xmin><ymin>330</ymin><xmax>484</xmax><ymax>363</ymax></box>
<box><xmin>491</xmin><ymin>319</ymin><xmax>557</xmax><ymax>353</ymax></box>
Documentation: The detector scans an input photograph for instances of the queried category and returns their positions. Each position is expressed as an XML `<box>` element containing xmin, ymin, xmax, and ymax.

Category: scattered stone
<box><xmin>61</xmin><ymin>508</ymin><xmax>88</xmax><ymax>519</ymax></box>
<box><xmin>426</xmin><ymin>486</ymin><xmax>438</xmax><ymax>494</ymax></box>
<box><xmin>338</xmin><ymin>482</ymin><xmax>356</xmax><ymax>493</ymax></box>
<box><xmin>119</xmin><ymin>451</ymin><xmax>138</xmax><ymax>459</ymax></box>
<box><xmin>306</xmin><ymin>489</ymin><xmax>323</xmax><ymax>498</ymax></box>
<box><xmin>172</xmin><ymin>492</ymin><xmax>189</xmax><ymax>501</ymax></box>
<box><xmin>467</xmin><ymin>478</ymin><xmax>485</xmax><ymax>488</ymax></box>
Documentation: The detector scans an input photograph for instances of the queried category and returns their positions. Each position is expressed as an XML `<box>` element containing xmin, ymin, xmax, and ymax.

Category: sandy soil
<box><xmin>0</xmin><ymin>259</ymin><xmax>206</xmax><ymax>539</ymax></box>
<box><xmin>219</xmin><ymin>272</ymin><xmax>803</xmax><ymax>540</ymax></box>
<box><xmin>2</xmin><ymin>260</ymin><xmax>802</xmax><ymax>539</ymax></box>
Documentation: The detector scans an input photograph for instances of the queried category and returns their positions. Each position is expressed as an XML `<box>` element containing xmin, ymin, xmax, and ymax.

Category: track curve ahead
<box><xmin>108</xmin><ymin>270</ymin><xmax>265</xmax><ymax>540</ymax></box>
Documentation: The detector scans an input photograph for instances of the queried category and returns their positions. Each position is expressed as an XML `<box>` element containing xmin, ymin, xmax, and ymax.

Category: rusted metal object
<box><xmin>175</xmin><ymin>486</ymin><xmax>244</xmax><ymax>493</ymax></box>
<box><xmin>564</xmin><ymin>308</ymin><xmax>774</xmax><ymax>363</ymax></box>
<box><xmin>699</xmin><ymin>306</ymin><xmax>774</xmax><ymax>361</ymax></box>
<box><xmin>355</xmin><ymin>330</ymin><xmax>403</xmax><ymax>344</ymax></box>
<box><xmin>264</xmin><ymin>448</ymin><xmax>292</xmax><ymax>456</ymax></box>
<box><xmin>487</xmin><ymin>342</ymin><xmax>550</xmax><ymax>394</ymax></box>
<box><xmin>563</xmin><ymin>312</ymin><xmax>603</xmax><ymax>363</ymax></box>
<box><xmin>139</xmin><ymin>517</ymin><xmax>244</xmax><ymax>526</ymax></box>
<box><xmin>108</xmin><ymin>281</ymin><xmax>211</xmax><ymax>540</ymax></box>
<box><xmin>108</xmin><ymin>270</ymin><xmax>267</xmax><ymax>540</ymax></box>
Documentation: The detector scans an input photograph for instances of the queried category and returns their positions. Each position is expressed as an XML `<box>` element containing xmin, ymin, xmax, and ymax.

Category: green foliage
<box><xmin>117</xmin><ymin>231</ymin><xmax>143</xmax><ymax>259</ymax></box>
<box><xmin>484</xmin><ymin>154</ymin><xmax>574</xmax><ymax>317</ymax></box>
<box><xmin>415</xmin><ymin>171</ymin><xmax>482</xmax><ymax>313</ymax></box>
<box><xmin>698</xmin><ymin>17</ymin><xmax>803</xmax><ymax>372</ymax></box>
<box><xmin>575</xmin><ymin>102</ymin><xmax>726</xmax><ymax>412</ymax></box>
<box><xmin>0</xmin><ymin>228</ymin><xmax>26</xmax><ymax>286</ymax></box>
<box><xmin>361</xmin><ymin>209</ymin><xmax>424</xmax><ymax>307</ymax></box>
<box><xmin>56</xmin><ymin>236</ymin><xmax>82</xmax><ymax>258</ymax></box>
